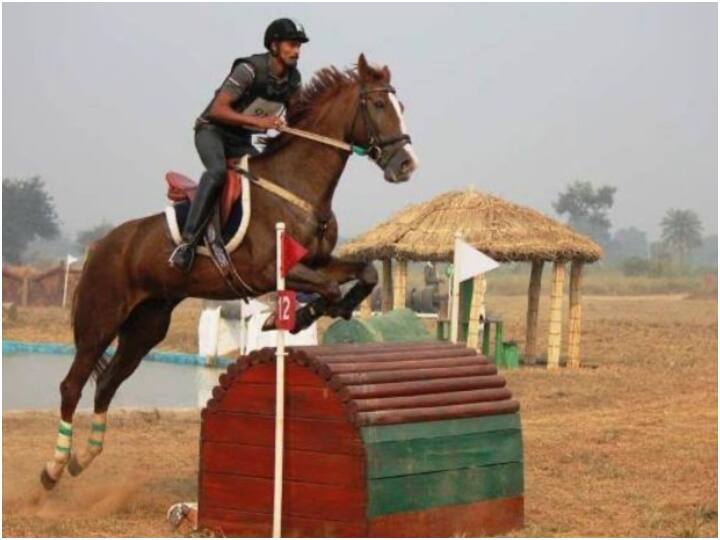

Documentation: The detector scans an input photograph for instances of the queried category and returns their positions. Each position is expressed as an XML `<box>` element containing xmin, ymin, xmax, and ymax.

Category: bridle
<box><xmin>351</xmin><ymin>84</ymin><xmax>412</xmax><ymax>166</ymax></box>
<box><xmin>277</xmin><ymin>82</ymin><xmax>412</xmax><ymax>166</ymax></box>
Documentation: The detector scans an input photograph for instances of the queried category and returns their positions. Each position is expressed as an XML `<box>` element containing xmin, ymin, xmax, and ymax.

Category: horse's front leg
<box><xmin>277</xmin><ymin>258</ymin><xmax>377</xmax><ymax>333</ymax></box>
<box><xmin>316</xmin><ymin>257</ymin><xmax>378</xmax><ymax>320</ymax></box>
<box><xmin>261</xmin><ymin>263</ymin><xmax>342</xmax><ymax>332</ymax></box>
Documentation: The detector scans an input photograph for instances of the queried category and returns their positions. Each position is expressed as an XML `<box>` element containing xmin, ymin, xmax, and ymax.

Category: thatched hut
<box><xmin>338</xmin><ymin>189</ymin><xmax>602</xmax><ymax>368</ymax></box>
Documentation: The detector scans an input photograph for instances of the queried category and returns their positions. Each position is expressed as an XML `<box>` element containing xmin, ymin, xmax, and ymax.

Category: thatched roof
<box><xmin>337</xmin><ymin>190</ymin><xmax>603</xmax><ymax>263</ymax></box>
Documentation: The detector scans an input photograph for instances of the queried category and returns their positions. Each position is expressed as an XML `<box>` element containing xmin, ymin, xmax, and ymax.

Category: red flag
<box><xmin>281</xmin><ymin>232</ymin><xmax>308</xmax><ymax>277</ymax></box>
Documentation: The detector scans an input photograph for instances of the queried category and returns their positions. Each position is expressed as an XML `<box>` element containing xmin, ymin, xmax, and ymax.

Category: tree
<box><xmin>2</xmin><ymin>176</ymin><xmax>60</xmax><ymax>263</ymax></box>
<box><xmin>553</xmin><ymin>180</ymin><xmax>617</xmax><ymax>246</ymax></box>
<box><xmin>76</xmin><ymin>222</ymin><xmax>114</xmax><ymax>251</ymax></box>
<box><xmin>606</xmin><ymin>226</ymin><xmax>649</xmax><ymax>263</ymax></box>
<box><xmin>660</xmin><ymin>208</ymin><xmax>703</xmax><ymax>264</ymax></box>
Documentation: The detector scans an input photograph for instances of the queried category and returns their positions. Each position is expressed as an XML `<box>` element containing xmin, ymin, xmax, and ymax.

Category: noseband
<box><xmin>353</xmin><ymin>84</ymin><xmax>412</xmax><ymax>165</ymax></box>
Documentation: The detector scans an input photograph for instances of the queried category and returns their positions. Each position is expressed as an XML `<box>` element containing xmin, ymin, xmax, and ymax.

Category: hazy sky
<box><xmin>3</xmin><ymin>3</ymin><xmax>717</xmax><ymax>242</ymax></box>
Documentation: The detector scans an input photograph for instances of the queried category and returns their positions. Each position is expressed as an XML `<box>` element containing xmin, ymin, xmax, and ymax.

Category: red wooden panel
<box><xmin>216</xmin><ymin>383</ymin><xmax>347</xmax><ymax>419</ymax></box>
<box><xmin>199</xmin><ymin>506</ymin><xmax>368</xmax><ymax>537</ymax></box>
<box><xmin>298</xmin><ymin>341</ymin><xmax>464</xmax><ymax>355</ymax></box>
<box><xmin>340</xmin><ymin>375</ymin><xmax>507</xmax><ymax>400</ymax></box>
<box><xmin>201</xmin><ymin>412</ymin><xmax>363</xmax><ymax>455</ymax></box>
<box><xmin>368</xmin><ymin>495</ymin><xmax>524</xmax><ymax>537</ymax></box>
<box><xmin>320</xmin><ymin>349</ymin><xmax>478</xmax><ymax>363</ymax></box>
<box><xmin>201</xmin><ymin>442</ymin><xmax>365</xmax><ymax>487</ymax></box>
<box><xmin>332</xmin><ymin>364</ymin><xmax>497</xmax><ymax>387</ymax></box>
<box><xmin>323</xmin><ymin>356</ymin><xmax>486</xmax><ymax>375</ymax></box>
<box><xmin>201</xmin><ymin>472</ymin><xmax>366</xmax><ymax>522</ymax></box>
<box><xmin>239</xmin><ymin>361</ymin><xmax>326</xmax><ymax>387</ymax></box>
<box><xmin>350</xmin><ymin>387</ymin><xmax>512</xmax><ymax>412</ymax></box>
<box><xmin>355</xmin><ymin>398</ymin><xmax>520</xmax><ymax>426</ymax></box>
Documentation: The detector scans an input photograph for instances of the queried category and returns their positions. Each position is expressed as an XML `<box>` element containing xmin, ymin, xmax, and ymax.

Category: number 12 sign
<box><xmin>276</xmin><ymin>290</ymin><xmax>297</xmax><ymax>331</ymax></box>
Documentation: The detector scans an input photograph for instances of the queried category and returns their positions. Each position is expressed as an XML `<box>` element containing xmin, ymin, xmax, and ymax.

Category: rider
<box><xmin>169</xmin><ymin>18</ymin><xmax>309</xmax><ymax>272</ymax></box>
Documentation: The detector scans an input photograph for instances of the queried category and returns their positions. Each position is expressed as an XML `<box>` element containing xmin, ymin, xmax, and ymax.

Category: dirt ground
<box><xmin>2</xmin><ymin>295</ymin><xmax>717</xmax><ymax>537</ymax></box>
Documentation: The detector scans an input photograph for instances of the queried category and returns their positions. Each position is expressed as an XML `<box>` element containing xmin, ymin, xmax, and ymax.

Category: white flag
<box><xmin>66</xmin><ymin>254</ymin><xmax>79</xmax><ymax>266</ymax></box>
<box><xmin>455</xmin><ymin>239</ymin><xmax>499</xmax><ymax>282</ymax></box>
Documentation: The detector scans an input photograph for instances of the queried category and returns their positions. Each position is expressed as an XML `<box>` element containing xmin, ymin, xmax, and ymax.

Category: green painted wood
<box><xmin>361</xmin><ymin>413</ymin><xmax>521</xmax><ymax>444</ymax></box>
<box><xmin>367</xmin><ymin>461</ymin><xmax>524</xmax><ymax>517</ymax></box>
<box><xmin>365</xmin><ymin>429</ymin><xmax>522</xmax><ymax>479</ymax></box>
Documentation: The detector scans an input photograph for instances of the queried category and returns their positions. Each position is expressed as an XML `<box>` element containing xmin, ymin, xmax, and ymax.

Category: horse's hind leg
<box><xmin>67</xmin><ymin>298</ymin><xmax>178</xmax><ymax>477</ymax></box>
<box><xmin>40</xmin><ymin>309</ymin><xmax>123</xmax><ymax>489</ymax></box>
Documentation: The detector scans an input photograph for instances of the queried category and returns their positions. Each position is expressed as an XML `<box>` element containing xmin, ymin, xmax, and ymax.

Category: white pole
<box><xmin>272</xmin><ymin>222</ymin><xmax>286</xmax><ymax>538</ymax></box>
<box><xmin>62</xmin><ymin>258</ymin><xmax>71</xmax><ymax>308</ymax></box>
<box><xmin>450</xmin><ymin>231</ymin><xmax>462</xmax><ymax>343</ymax></box>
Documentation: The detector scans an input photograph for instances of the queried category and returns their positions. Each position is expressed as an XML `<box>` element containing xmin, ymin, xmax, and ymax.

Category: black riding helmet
<box><xmin>264</xmin><ymin>18</ymin><xmax>310</xmax><ymax>50</ymax></box>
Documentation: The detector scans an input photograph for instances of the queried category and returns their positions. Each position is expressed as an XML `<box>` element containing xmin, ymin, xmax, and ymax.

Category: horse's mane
<box><xmin>260</xmin><ymin>61</ymin><xmax>389</xmax><ymax>155</ymax></box>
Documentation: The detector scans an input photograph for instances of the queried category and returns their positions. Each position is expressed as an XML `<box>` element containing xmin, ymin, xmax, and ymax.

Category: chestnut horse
<box><xmin>40</xmin><ymin>54</ymin><xmax>418</xmax><ymax>489</ymax></box>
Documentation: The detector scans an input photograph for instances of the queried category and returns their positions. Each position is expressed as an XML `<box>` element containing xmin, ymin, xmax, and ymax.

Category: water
<box><xmin>2</xmin><ymin>353</ymin><xmax>225</xmax><ymax>411</ymax></box>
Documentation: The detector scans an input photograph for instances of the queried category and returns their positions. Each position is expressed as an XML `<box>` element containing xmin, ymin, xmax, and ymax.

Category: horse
<box><xmin>40</xmin><ymin>53</ymin><xmax>419</xmax><ymax>489</ymax></box>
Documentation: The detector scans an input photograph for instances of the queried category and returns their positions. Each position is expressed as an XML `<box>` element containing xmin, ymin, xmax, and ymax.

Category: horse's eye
<box><xmin>373</xmin><ymin>100</ymin><xmax>385</xmax><ymax>109</ymax></box>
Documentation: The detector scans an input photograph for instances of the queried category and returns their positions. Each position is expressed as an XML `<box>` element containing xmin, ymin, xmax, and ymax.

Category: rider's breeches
<box><xmin>194</xmin><ymin>125</ymin><xmax>258</xmax><ymax>192</ymax></box>
<box><xmin>182</xmin><ymin>126</ymin><xmax>258</xmax><ymax>239</ymax></box>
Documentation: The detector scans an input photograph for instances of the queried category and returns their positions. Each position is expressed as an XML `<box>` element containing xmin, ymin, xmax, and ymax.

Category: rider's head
<box><xmin>264</xmin><ymin>18</ymin><xmax>309</xmax><ymax>68</ymax></box>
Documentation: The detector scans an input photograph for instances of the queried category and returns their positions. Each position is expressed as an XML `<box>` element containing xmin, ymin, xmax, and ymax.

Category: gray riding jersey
<box><xmin>196</xmin><ymin>54</ymin><xmax>297</xmax><ymax>139</ymax></box>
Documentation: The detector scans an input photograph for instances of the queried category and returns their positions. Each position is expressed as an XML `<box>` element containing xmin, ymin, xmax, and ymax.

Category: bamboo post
<box><xmin>449</xmin><ymin>232</ymin><xmax>463</xmax><ymax>343</ymax></box>
<box><xmin>392</xmin><ymin>259</ymin><xmax>407</xmax><ymax>310</ymax></box>
<box><xmin>359</xmin><ymin>295</ymin><xmax>372</xmax><ymax>320</ymax></box>
<box><xmin>466</xmin><ymin>274</ymin><xmax>487</xmax><ymax>349</ymax></box>
<box><xmin>525</xmin><ymin>260</ymin><xmax>544</xmax><ymax>361</ymax></box>
<box><xmin>21</xmin><ymin>272</ymin><xmax>30</xmax><ymax>307</ymax></box>
<box><xmin>381</xmin><ymin>259</ymin><xmax>393</xmax><ymax>313</ymax></box>
<box><xmin>546</xmin><ymin>261</ymin><xmax>566</xmax><ymax>369</ymax></box>
<box><xmin>567</xmin><ymin>260</ymin><xmax>584</xmax><ymax>368</ymax></box>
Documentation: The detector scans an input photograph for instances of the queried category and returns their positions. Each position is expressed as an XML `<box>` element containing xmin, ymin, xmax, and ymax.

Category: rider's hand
<box><xmin>254</xmin><ymin>116</ymin><xmax>286</xmax><ymax>131</ymax></box>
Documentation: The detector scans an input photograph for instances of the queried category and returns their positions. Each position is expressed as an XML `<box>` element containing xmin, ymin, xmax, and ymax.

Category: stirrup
<box><xmin>168</xmin><ymin>242</ymin><xmax>196</xmax><ymax>272</ymax></box>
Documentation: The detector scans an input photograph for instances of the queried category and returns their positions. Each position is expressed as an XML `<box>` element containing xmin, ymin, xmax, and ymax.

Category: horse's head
<box><xmin>351</xmin><ymin>54</ymin><xmax>419</xmax><ymax>183</ymax></box>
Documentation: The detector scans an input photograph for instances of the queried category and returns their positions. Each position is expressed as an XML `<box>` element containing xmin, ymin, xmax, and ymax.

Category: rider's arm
<box><xmin>207</xmin><ymin>90</ymin><xmax>276</xmax><ymax>130</ymax></box>
<box><xmin>207</xmin><ymin>63</ymin><xmax>283</xmax><ymax>130</ymax></box>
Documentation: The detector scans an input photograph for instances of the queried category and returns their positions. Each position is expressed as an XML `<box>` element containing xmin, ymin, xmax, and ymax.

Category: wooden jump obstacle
<box><xmin>198</xmin><ymin>341</ymin><xmax>524</xmax><ymax>537</ymax></box>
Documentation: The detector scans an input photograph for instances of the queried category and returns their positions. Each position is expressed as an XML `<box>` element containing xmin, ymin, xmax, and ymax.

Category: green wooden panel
<box><xmin>367</xmin><ymin>462</ymin><xmax>524</xmax><ymax>517</ymax></box>
<box><xmin>361</xmin><ymin>413</ymin><xmax>521</xmax><ymax>444</ymax></box>
<box><xmin>365</xmin><ymin>428</ymin><xmax>522</xmax><ymax>479</ymax></box>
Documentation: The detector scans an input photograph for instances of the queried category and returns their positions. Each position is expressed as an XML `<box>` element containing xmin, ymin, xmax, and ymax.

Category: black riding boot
<box><xmin>168</xmin><ymin>179</ymin><xmax>220</xmax><ymax>273</ymax></box>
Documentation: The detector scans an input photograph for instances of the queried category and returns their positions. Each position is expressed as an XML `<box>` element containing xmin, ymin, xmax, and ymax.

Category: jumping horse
<box><xmin>41</xmin><ymin>54</ymin><xmax>419</xmax><ymax>489</ymax></box>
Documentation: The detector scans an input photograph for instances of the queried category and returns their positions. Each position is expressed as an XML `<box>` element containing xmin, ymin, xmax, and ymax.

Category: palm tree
<box><xmin>660</xmin><ymin>209</ymin><xmax>703</xmax><ymax>264</ymax></box>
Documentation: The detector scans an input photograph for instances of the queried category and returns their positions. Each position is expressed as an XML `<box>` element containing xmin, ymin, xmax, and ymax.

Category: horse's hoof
<box><xmin>67</xmin><ymin>455</ymin><xmax>84</xmax><ymax>477</ymax></box>
<box><xmin>40</xmin><ymin>467</ymin><xmax>58</xmax><ymax>490</ymax></box>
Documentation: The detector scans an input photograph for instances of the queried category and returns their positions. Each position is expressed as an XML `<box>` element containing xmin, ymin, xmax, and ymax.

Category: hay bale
<box><xmin>322</xmin><ymin>309</ymin><xmax>432</xmax><ymax>345</ymax></box>
<box><xmin>366</xmin><ymin>308</ymin><xmax>433</xmax><ymax>342</ymax></box>
<box><xmin>323</xmin><ymin>318</ymin><xmax>382</xmax><ymax>344</ymax></box>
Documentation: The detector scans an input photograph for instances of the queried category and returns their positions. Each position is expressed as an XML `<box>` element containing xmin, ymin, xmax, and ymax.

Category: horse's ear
<box><xmin>358</xmin><ymin>53</ymin><xmax>370</xmax><ymax>80</ymax></box>
<box><xmin>382</xmin><ymin>65</ymin><xmax>391</xmax><ymax>82</ymax></box>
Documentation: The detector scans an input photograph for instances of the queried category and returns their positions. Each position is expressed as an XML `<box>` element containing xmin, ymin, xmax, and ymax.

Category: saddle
<box><xmin>165</xmin><ymin>158</ymin><xmax>244</xmax><ymax>227</ymax></box>
<box><xmin>164</xmin><ymin>157</ymin><xmax>255</xmax><ymax>298</ymax></box>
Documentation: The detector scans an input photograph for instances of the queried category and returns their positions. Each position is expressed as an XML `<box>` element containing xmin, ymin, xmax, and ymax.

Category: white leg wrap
<box><xmin>75</xmin><ymin>412</ymin><xmax>107</xmax><ymax>469</ymax></box>
<box><xmin>46</xmin><ymin>420</ymin><xmax>73</xmax><ymax>480</ymax></box>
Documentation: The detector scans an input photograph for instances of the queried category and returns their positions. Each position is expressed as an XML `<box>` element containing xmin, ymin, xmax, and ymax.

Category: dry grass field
<box><xmin>2</xmin><ymin>294</ymin><xmax>717</xmax><ymax>537</ymax></box>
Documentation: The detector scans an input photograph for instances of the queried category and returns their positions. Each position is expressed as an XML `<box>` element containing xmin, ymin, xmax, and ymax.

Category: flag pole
<box><xmin>450</xmin><ymin>231</ymin><xmax>462</xmax><ymax>343</ymax></box>
<box><xmin>62</xmin><ymin>256</ymin><xmax>72</xmax><ymax>308</ymax></box>
<box><xmin>272</xmin><ymin>222</ymin><xmax>286</xmax><ymax>538</ymax></box>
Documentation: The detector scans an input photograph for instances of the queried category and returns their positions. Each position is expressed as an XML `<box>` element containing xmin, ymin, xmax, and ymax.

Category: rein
<box><xmin>278</xmin><ymin>84</ymin><xmax>411</xmax><ymax>163</ymax></box>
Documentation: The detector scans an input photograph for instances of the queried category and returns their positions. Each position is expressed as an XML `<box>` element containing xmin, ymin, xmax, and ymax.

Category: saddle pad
<box><xmin>164</xmin><ymin>160</ymin><xmax>252</xmax><ymax>257</ymax></box>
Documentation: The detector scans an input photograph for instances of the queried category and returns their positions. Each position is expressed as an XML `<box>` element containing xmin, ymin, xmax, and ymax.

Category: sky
<box><xmin>2</xmin><ymin>3</ymin><xmax>717</xmax><ymax>242</ymax></box>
